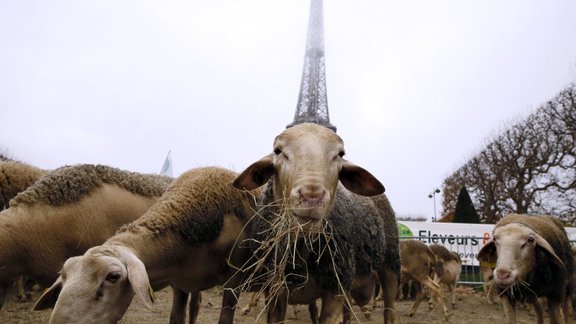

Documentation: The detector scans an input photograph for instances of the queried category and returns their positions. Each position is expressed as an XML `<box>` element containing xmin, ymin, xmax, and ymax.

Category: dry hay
<box><xmin>227</xmin><ymin>188</ymin><xmax>356</xmax><ymax>322</ymax></box>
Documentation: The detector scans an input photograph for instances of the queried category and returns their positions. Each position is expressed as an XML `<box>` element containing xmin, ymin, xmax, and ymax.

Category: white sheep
<box><xmin>477</xmin><ymin>213</ymin><xmax>574</xmax><ymax>324</ymax></box>
<box><xmin>34</xmin><ymin>166</ymin><xmax>259</xmax><ymax>324</ymax></box>
<box><xmin>232</xmin><ymin>123</ymin><xmax>399</xmax><ymax>324</ymax></box>
<box><xmin>0</xmin><ymin>164</ymin><xmax>171</xmax><ymax>309</ymax></box>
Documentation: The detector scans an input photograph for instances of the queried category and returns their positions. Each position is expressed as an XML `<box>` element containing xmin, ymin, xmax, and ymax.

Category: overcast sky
<box><xmin>1</xmin><ymin>1</ymin><xmax>576</xmax><ymax>220</ymax></box>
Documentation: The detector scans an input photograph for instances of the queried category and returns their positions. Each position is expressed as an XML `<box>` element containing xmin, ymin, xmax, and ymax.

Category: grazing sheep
<box><xmin>399</xmin><ymin>240</ymin><xmax>449</xmax><ymax>320</ymax></box>
<box><xmin>0</xmin><ymin>159</ymin><xmax>49</xmax><ymax>301</ymax></box>
<box><xmin>0</xmin><ymin>164</ymin><xmax>171</xmax><ymax>309</ymax></box>
<box><xmin>428</xmin><ymin>244</ymin><xmax>462</xmax><ymax>309</ymax></box>
<box><xmin>477</xmin><ymin>214</ymin><xmax>574</xmax><ymax>324</ymax></box>
<box><xmin>0</xmin><ymin>159</ymin><xmax>48</xmax><ymax>209</ymax></box>
<box><xmin>34</xmin><ymin>166</ymin><xmax>259</xmax><ymax>324</ymax></box>
<box><xmin>232</xmin><ymin>123</ymin><xmax>399</xmax><ymax>324</ymax></box>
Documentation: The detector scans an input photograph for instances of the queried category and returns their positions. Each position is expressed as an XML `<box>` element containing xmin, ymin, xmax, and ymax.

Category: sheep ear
<box><xmin>533</xmin><ymin>233</ymin><xmax>565</xmax><ymax>269</ymax></box>
<box><xmin>339</xmin><ymin>160</ymin><xmax>385</xmax><ymax>196</ymax></box>
<box><xmin>33</xmin><ymin>276</ymin><xmax>63</xmax><ymax>311</ymax></box>
<box><xmin>233</xmin><ymin>154</ymin><xmax>275</xmax><ymax>190</ymax></box>
<box><xmin>477</xmin><ymin>239</ymin><xmax>496</xmax><ymax>266</ymax></box>
<box><xmin>122</xmin><ymin>251</ymin><xmax>155</xmax><ymax>310</ymax></box>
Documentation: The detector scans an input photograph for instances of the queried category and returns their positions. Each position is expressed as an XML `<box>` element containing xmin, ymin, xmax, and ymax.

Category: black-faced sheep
<box><xmin>399</xmin><ymin>239</ymin><xmax>449</xmax><ymax>320</ymax></box>
<box><xmin>34</xmin><ymin>166</ymin><xmax>259</xmax><ymax>324</ymax></box>
<box><xmin>0</xmin><ymin>164</ymin><xmax>171</xmax><ymax>309</ymax></box>
<box><xmin>232</xmin><ymin>123</ymin><xmax>399</xmax><ymax>324</ymax></box>
<box><xmin>477</xmin><ymin>214</ymin><xmax>574</xmax><ymax>324</ymax></box>
<box><xmin>428</xmin><ymin>244</ymin><xmax>462</xmax><ymax>309</ymax></box>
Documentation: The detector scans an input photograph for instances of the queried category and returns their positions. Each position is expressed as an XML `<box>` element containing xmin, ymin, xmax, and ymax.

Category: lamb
<box><xmin>0</xmin><ymin>163</ymin><xmax>171</xmax><ymax>309</ymax></box>
<box><xmin>34</xmin><ymin>166</ymin><xmax>260</xmax><ymax>324</ymax></box>
<box><xmin>477</xmin><ymin>213</ymin><xmax>574</xmax><ymax>324</ymax></box>
<box><xmin>398</xmin><ymin>239</ymin><xmax>449</xmax><ymax>320</ymax></box>
<box><xmin>428</xmin><ymin>244</ymin><xmax>462</xmax><ymax>309</ymax></box>
<box><xmin>232</xmin><ymin>122</ymin><xmax>400</xmax><ymax>324</ymax></box>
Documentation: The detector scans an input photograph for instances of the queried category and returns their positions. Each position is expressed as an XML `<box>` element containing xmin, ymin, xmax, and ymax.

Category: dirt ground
<box><xmin>0</xmin><ymin>284</ymin><xmax>548</xmax><ymax>324</ymax></box>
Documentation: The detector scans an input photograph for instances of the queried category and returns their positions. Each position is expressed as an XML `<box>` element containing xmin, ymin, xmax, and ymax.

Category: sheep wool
<box><xmin>0</xmin><ymin>161</ymin><xmax>48</xmax><ymax>209</ymax></box>
<box><xmin>10</xmin><ymin>164</ymin><xmax>173</xmax><ymax>208</ymax></box>
<box><xmin>118</xmin><ymin>166</ymin><xmax>257</xmax><ymax>244</ymax></box>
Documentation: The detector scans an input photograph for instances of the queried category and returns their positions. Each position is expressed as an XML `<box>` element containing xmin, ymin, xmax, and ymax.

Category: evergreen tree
<box><xmin>453</xmin><ymin>186</ymin><xmax>480</xmax><ymax>223</ymax></box>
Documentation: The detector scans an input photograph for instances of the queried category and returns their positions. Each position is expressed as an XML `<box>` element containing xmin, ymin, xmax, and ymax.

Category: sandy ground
<box><xmin>0</xmin><ymin>284</ymin><xmax>547</xmax><ymax>323</ymax></box>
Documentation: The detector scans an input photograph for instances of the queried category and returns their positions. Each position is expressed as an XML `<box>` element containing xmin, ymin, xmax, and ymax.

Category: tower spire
<box><xmin>287</xmin><ymin>0</ymin><xmax>336</xmax><ymax>132</ymax></box>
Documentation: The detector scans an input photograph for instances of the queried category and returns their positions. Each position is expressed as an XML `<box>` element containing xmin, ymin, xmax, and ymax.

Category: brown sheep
<box><xmin>399</xmin><ymin>239</ymin><xmax>449</xmax><ymax>320</ymax></box>
<box><xmin>428</xmin><ymin>244</ymin><xmax>462</xmax><ymax>309</ymax></box>
<box><xmin>0</xmin><ymin>164</ymin><xmax>171</xmax><ymax>309</ymax></box>
<box><xmin>477</xmin><ymin>214</ymin><xmax>574</xmax><ymax>324</ymax></box>
<box><xmin>232</xmin><ymin>123</ymin><xmax>398</xmax><ymax>324</ymax></box>
<box><xmin>34</xmin><ymin>167</ymin><xmax>259</xmax><ymax>324</ymax></box>
<box><xmin>0</xmin><ymin>159</ymin><xmax>48</xmax><ymax>209</ymax></box>
<box><xmin>0</xmin><ymin>159</ymin><xmax>49</xmax><ymax>301</ymax></box>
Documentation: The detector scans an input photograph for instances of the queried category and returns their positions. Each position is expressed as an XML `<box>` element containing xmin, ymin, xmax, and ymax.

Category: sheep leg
<box><xmin>308</xmin><ymin>301</ymin><xmax>320</xmax><ymax>324</ymax></box>
<box><xmin>408</xmin><ymin>283</ymin><xmax>426</xmax><ymax>316</ymax></box>
<box><xmin>189</xmin><ymin>291</ymin><xmax>201</xmax><ymax>324</ymax></box>
<box><xmin>241</xmin><ymin>292</ymin><xmax>260</xmax><ymax>315</ymax></box>
<box><xmin>318</xmin><ymin>293</ymin><xmax>344</xmax><ymax>324</ymax></box>
<box><xmin>500</xmin><ymin>296</ymin><xmax>517</xmax><ymax>324</ymax></box>
<box><xmin>16</xmin><ymin>276</ymin><xmax>28</xmax><ymax>302</ymax></box>
<box><xmin>422</xmin><ymin>280</ymin><xmax>449</xmax><ymax>320</ymax></box>
<box><xmin>218</xmin><ymin>287</ymin><xmax>242</xmax><ymax>324</ymax></box>
<box><xmin>449</xmin><ymin>283</ymin><xmax>457</xmax><ymax>309</ymax></box>
<box><xmin>547</xmin><ymin>299</ymin><xmax>563</xmax><ymax>324</ymax></box>
<box><xmin>169</xmin><ymin>287</ymin><xmax>190</xmax><ymax>324</ymax></box>
<box><xmin>531</xmin><ymin>299</ymin><xmax>544</xmax><ymax>324</ymax></box>
<box><xmin>266</xmin><ymin>290</ymin><xmax>288</xmax><ymax>323</ymax></box>
<box><xmin>562</xmin><ymin>297</ymin><xmax>574</xmax><ymax>324</ymax></box>
<box><xmin>380</xmin><ymin>266</ymin><xmax>398</xmax><ymax>324</ymax></box>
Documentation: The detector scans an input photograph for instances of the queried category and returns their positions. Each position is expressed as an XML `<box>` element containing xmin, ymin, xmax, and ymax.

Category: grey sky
<box><xmin>1</xmin><ymin>0</ymin><xmax>576</xmax><ymax>220</ymax></box>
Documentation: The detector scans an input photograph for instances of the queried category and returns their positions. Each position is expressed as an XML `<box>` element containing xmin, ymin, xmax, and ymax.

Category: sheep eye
<box><xmin>106</xmin><ymin>271</ymin><xmax>121</xmax><ymax>283</ymax></box>
<box><xmin>527</xmin><ymin>236</ymin><xmax>535</xmax><ymax>244</ymax></box>
<box><xmin>274</xmin><ymin>147</ymin><xmax>282</xmax><ymax>155</ymax></box>
<box><xmin>338</xmin><ymin>150</ymin><xmax>345</xmax><ymax>158</ymax></box>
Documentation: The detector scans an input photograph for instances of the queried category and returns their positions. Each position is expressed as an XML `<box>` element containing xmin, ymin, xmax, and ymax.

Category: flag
<box><xmin>160</xmin><ymin>150</ymin><xmax>173</xmax><ymax>177</ymax></box>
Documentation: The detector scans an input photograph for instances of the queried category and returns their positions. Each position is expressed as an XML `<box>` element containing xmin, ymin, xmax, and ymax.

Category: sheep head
<box><xmin>34</xmin><ymin>245</ymin><xmax>154</xmax><ymax>324</ymax></box>
<box><xmin>477</xmin><ymin>223</ymin><xmax>564</xmax><ymax>289</ymax></box>
<box><xmin>233</xmin><ymin>123</ymin><xmax>384</xmax><ymax>231</ymax></box>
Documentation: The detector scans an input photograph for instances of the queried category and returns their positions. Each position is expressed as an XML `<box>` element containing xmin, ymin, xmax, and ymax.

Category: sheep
<box><xmin>241</xmin><ymin>193</ymin><xmax>399</xmax><ymax>324</ymax></box>
<box><xmin>0</xmin><ymin>159</ymin><xmax>48</xmax><ymax>210</ymax></box>
<box><xmin>477</xmin><ymin>213</ymin><xmax>574</xmax><ymax>324</ymax></box>
<box><xmin>0</xmin><ymin>159</ymin><xmax>49</xmax><ymax>301</ymax></box>
<box><xmin>232</xmin><ymin>122</ymin><xmax>400</xmax><ymax>324</ymax></box>
<box><xmin>34</xmin><ymin>166</ymin><xmax>260</xmax><ymax>324</ymax></box>
<box><xmin>428</xmin><ymin>244</ymin><xmax>462</xmax><ymax>309</ymax></box>
<box><xmin>0</xmin><ymin>163</ymin><xmax>171</xmax><ymax>309</ymax></box>
<box><xmin>398</xmin><ymin>239</ymin><xmax>449</xmax><ymax>320</ymax></box>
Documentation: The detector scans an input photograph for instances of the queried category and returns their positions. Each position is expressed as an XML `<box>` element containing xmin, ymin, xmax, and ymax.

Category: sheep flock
<box><xmin>2</xmin><ymin>124</ymin><xmax>576</xmax><ymax>324</ymax></box>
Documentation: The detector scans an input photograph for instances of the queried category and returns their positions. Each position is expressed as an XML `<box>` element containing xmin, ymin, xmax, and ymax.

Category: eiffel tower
<box><xmin>286</xmin><ymin>0</ymin><xmax>336</xmax><ymax>132</ymax></box>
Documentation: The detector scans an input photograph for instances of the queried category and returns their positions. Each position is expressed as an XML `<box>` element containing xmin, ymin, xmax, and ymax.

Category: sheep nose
<box><xmin>496</xmin><ymin>268</ymin><xmax>511</xmax><ymax>280</ymax></box>
<box><xmin>299</xmin><ymin>187</ymin><xmax>326</xmax><ymax>207</ymax></box>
